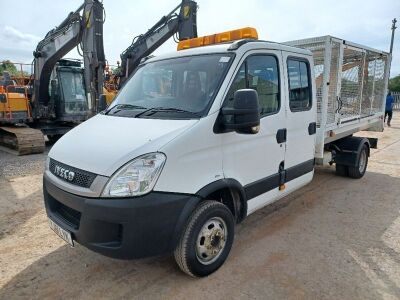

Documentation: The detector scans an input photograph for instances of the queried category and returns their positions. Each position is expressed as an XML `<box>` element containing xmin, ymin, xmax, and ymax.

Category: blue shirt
<box><xmin>386</xmin><ymin>95</ymin><xmax>394</xmax><ymax>111</ymax></box>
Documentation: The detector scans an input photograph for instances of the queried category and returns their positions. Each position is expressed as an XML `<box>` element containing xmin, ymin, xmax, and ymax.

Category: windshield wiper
<box><xmin>105</xmin><ymin>104</ymin><xmax>147</xmax><ymax>115</ymax></box>
<box><xmin>135</xmin><ymin>107</ymin><xmax>201</xmax><ymax>118</ymax></box>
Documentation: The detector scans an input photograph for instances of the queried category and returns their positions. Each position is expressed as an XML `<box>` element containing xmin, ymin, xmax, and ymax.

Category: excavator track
<box><xmin>0</xmin><ymin>127</ymin><xmax>45</xmax><ymax>155</ymax></box>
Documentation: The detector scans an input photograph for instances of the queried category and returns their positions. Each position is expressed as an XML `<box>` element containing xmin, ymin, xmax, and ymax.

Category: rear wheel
<box><xmin>174</xmin><ymin>200</ymin><xmax>235</xmax><ymax>277</ymax></box>
<box><xmin>348</xmin><ymin>144</ymin><xmax>368</xmax><ymax>179</ymax></box>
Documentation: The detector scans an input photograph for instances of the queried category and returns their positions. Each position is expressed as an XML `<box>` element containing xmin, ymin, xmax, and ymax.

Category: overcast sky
<box><xmin>0</xmin><ymin>0</ymin><xmax>399</xmax><ymax>77</ymax></box>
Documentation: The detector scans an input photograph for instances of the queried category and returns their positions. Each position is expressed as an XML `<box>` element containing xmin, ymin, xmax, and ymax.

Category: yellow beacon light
<box><xmin>177</xmin><ymin>27</ymin><xmax>258</xmax><ymax>51</ymax></box>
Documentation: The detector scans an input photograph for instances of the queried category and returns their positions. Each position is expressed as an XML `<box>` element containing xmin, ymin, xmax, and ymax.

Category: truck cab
<box><xmin>44</xmin><ymin>28</ymin><xmax>319</xmax><ymax>277</ymax></box>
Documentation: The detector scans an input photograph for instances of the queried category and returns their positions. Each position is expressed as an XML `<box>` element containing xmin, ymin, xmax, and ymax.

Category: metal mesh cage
<box><xmin>361</xmin><ymin>52</ymin><xmax>377</xmax><ymax>117</ymax></box>
<box><xmin>371</xmin><ymin>57</ymin><xmax>387</xmax><ymax>114</ymax></box>
<box><xmin>306</xmin><ymin>42</ymin><xmax>325</xmax><ymax>127</ymax></box>
<box><xmin>285</xmin><ymin>36</ymin><xmax>389</xmax><ymax>129</ymax></box>
<box><xmin>339</xmin><ymin>47</ymin><xmax>365</xmax><ymax>120</ymax></box>
<box><xmin>327</xmin><ymin>41</ymin><xmax>341</xmax><ymax>125</ymax></box>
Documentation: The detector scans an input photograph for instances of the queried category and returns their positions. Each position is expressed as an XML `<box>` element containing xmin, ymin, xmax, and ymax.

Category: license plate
<box><xmin>48</xmin><ymin>218</ymin><xmax>74</xmax><ymax>247</ymax></box>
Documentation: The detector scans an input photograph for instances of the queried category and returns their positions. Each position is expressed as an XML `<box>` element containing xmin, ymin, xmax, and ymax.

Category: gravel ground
<box><xmin>0</xmin><ymin>148</ymin><xmax>48</xmax><ymax>179</ymax></box>
<box><xmin>0</xmin><ymin>116</ymin><xmax>400</xmax><ymax>299</ymax></box>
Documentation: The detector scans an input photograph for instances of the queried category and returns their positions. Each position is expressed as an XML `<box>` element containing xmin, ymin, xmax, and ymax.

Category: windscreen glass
<box><xmin>108</xmin><ymin>54</ymin><xmax>233</xmax><ymax>119</ymax></box>
<box><xmin>59</xmin><ymin>70</ymin><xmax>88</xmax><ymax>113</ymax></box>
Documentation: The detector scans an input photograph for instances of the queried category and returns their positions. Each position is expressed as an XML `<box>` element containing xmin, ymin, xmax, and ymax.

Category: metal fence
<box><xmin>393</xmin><ymin>92</ymin><xmax>400</xmax><ymax>110</ymax></box>
<box><xmin>285</xmin><ymin>36</ymin><xmax>390</xmax><ymax>128</ymax></box>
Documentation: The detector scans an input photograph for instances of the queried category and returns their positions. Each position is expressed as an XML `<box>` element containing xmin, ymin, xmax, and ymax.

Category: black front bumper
<box><xmin>43</xmin><ymin>176</ymin><xmax>201</xmax><ymax>259</ymax></box>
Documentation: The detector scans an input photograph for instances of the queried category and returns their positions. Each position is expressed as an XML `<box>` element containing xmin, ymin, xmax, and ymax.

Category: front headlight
<box><xmin>102</xmin><ymin>153</ymin><xmax>166</xmax><ymax>197</ymax></box>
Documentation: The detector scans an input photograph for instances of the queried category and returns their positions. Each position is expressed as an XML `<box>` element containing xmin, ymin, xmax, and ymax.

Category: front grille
<box><xmin>49</xmin><ymin>159</ymin><xmax>97</xmax><ymax>188</ymax></box>
<box><xmin>53</xmin><ymin>200</ymin><xmax>81</xmax><ymax>229</ymax></box>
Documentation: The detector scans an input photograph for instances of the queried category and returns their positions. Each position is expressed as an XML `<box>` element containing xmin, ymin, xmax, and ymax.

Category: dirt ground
<box><xmin>1</xmin><ymin>115</ymin><xmax>400</xmax><ymax>300</ymax></box>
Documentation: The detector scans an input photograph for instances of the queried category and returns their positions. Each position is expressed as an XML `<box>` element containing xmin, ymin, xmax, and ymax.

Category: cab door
<box><xmin>280</xmin><ymin>52</ymin><xmax>316</xmax><ymax>191</ymax></box>
<box><xmin>220</xmin><ymin>51</ymin><xmax>287</xmax><ymax>214</ymax></box>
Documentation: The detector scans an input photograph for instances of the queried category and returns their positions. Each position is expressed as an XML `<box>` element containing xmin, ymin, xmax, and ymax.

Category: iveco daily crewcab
<box><xmin>43</xmin><ymin>28</ymin><xmax>390</xmax><ymax>277</ymax></box>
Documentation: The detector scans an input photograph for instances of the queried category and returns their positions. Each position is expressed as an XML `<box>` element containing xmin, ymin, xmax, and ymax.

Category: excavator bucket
<box><xmin>0</xmin><ymin>127</ymin><xmax>45</xmax><ymax>155</ymax></box>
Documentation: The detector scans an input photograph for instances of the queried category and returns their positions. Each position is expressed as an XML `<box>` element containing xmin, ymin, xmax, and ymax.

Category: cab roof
<box><xmin>146</xmin><ymin>39</ymin><xmax>312</xmax><ymax>63</ymax></box>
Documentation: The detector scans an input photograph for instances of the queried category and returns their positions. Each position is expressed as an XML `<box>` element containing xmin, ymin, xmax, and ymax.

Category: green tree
<box><xmin>0</xmin><ymin>60</ymin><xmax>18</xmax><ymax>76</ymax></box>
<box><xmin>111</xmin><ymin>66</ymin><xmax>121</xmax><ymax>75</ymax></box>
<box><xmin>389</xmin><ymin>75</ymin><xmax>400</xmax><ymax>92</ymax></box>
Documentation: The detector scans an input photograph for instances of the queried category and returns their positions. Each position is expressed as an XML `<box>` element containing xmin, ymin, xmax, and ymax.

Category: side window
<box><xmin>247</xmin><ymin>56</ymin><xmax>280</xmax><ymax>116</ymax></box>
<box><xmin>224</xmin><ymin>64</ymin><xmax>246</xmax><ymax>106</ymax></box>
<box><xmin>287</xmin><ymin>59</ymin><xmax>311</xmax><ymax>111</ymax></box>
<box><xmin>224</xmin><ymin>55</ymin><xmax>280</xmax><ymax>117</ymax></box>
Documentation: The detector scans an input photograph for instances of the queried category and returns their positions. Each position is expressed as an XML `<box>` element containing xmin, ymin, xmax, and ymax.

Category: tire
<box><xmin>335</xmin><ymin>164</ymin><xmax>349</xmax><ymax>177</ymax></box>
<box><xmin>174</xmin><ymin>200</ymin><xmax>235</xmax><ymax>277</ymax></box>
<box><xmin>348</xmin><ymin>144</ymin><xmax>368</xmax><ymax>179</ymax></box>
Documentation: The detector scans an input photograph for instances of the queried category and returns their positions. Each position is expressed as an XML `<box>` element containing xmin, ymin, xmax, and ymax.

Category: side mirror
<box><xmin>0</xmin><ymin>94</ymin><xmax>6</xmax><ymax>104</ymax></box>
<box><xmin>98</xmin><ymin>94</ymin><xmax>108</xmax><ymax>112</ymax></box>
<box><xmin>221</xmin><ymin>89</ymin><xmax>260</xmax><ymax>134</ymax></box>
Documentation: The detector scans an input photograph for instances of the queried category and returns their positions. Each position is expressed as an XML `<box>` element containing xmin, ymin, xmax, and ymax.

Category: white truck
<box><xmin>43</xmin><ymin>28</ymin><xmax>390</xmax><ymax>277</ymax></box>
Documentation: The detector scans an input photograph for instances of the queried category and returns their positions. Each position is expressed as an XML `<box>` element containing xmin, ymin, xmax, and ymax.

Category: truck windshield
<box><xmin>108</xmin><ymin>54</ymin><xmax>233</xmax><ymax>119</ymax></box>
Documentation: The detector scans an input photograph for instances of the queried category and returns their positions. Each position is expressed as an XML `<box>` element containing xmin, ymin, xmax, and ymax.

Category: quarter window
<box><xmin>287</xmin><ymin>59</ymin><xmax>311</xmax><ymax>111</ymax></box>
<box><xmin>225</xmin><ymin>55</ymin><xmax>280</xmax><ymax>117</ymax></box>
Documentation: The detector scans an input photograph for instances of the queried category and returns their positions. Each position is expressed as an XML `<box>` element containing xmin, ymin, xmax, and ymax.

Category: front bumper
<box><xmin>43</xmin><ymin>176</ymin><xmax>201</xmax><ymax>259</ymax></box>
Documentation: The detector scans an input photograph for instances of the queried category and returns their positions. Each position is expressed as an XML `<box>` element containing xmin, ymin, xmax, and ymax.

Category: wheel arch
<box><xmin>196</xmin><ymin>178</ymin><xmax>248</xmax><ymax>223</ymax></box>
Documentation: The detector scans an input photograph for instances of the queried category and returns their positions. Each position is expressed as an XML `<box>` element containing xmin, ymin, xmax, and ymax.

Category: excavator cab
<box><xmin>55</xmin><ymin>63</ymin><xmax>89</xmax><ymax>121</ymax></box>
<box><xmin>46</xmin><ymin>59</ymin><xmax>89</xmax><ymax>123</ymax></box>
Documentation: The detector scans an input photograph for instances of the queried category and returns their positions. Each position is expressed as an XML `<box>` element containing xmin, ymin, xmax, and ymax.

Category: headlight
<box><xmin>102</xmin><ymin>153</ymin><xmax>166</xmax><ymax>197</ymax></box>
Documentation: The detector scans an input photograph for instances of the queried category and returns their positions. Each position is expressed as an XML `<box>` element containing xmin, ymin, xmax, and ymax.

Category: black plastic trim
<box><xmin>286</xmin><ymin>159</ymin><xmax>315</xmax><ymax>182</ymax></box>
<box><xmin>244</xmin><ymin>173</ymin><xmax>280</xmax><ymax>200</ymax></box>
<box><xmin>308</xmin><ymin>122</ymin><xmax>317</xmax><ymax>135</ymax></box>
<box><xmin>43</xmin><ymin>177</ymin><xmax>201</xmax><ymax>259</ymax></box>
<box><xmin>196</xmin><ymin>178</ymin><xmax>248</xmax><ymax>221</ymax></box>
<box><xmin>276</xmin><ymin>128</ymin><xmax>287</xmax><ymax>143</ymax></box>
<box><xmin>243</xmin><ymin>159</ymin><xmax>314</xmax><ymax>201</ymax></box>
<box><xmin>341</xmin><ymin>118</ymin><xmax>359</xmax><ymax>124</ymax></box>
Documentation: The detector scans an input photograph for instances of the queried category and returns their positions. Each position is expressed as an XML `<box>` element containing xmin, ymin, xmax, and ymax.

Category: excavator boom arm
<box><xmin>32</xmin><ymin>0</ymin><xmax>105</xmax><ymax>115</ymax></box>
<box><xmin>119</xmin><ymin>0</ymin><xmax>197</xmax><ymax>86</ymax></box>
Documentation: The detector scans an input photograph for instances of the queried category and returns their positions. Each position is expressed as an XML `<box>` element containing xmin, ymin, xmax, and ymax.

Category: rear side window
<box><xmin>287</xmin><ymin>59</ymin><xmax>312</xmax><ymax>111</ymax></box>
<box><xmin>224</xmin><ymin>55</ymin><xmax>280</xmax><ymax>117</ymax></box>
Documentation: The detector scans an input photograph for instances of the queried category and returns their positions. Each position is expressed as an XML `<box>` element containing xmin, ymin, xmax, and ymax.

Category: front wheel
<box><xmin>348</xmin><ymin>144</ymin><xmax>368</xmax><ymax>179</ymax></box>
<box><xmin>174</xmin><ymin>201</ymin><xmax>235</xmax><ymax>277</ymax></box>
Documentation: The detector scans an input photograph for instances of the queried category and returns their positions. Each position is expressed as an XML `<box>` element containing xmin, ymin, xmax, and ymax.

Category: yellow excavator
<box><xmin>0</xmin><ymin>73</ymin><xmax>44</xmax><ymax>155</ymax></box>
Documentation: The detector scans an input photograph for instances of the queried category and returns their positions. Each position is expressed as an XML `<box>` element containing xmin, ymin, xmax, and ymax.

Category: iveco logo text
<box><xmin>54</xmin><ymin>165</ymin><xmax>75</xmax><ymax>182</ymax></box>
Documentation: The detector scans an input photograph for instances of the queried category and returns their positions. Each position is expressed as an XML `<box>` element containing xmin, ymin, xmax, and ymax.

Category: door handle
<box><xmin>276</xmin><ymin>128</ymin><xmax>287</xmax><ymax>144</ymax></box>
<box><xmin>308</xmin><ymin>122</ymin><xmax>317</xmax><ymax>135</ymax></box>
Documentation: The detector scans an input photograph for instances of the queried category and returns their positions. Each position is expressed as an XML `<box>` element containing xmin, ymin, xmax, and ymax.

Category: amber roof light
<box><xmin>177</xmin><ymin>27</ymin><xmax>258</xmax><ymax>51</ymax></box>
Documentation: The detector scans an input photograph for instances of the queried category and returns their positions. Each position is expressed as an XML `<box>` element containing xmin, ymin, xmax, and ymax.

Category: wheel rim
<box><xmin>359</xmin><ymin>149</ymin><xmax>367</xmax><ymax>173</ymax></box>
<box><xmin>195</xmin><ymin>217</ymin><xmax>227</xmax><ymax>265</ymax></box>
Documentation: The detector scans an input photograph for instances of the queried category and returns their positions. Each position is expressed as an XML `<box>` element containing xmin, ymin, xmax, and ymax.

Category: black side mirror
<box><xmin>221</xmin><ymin>89</ymin><xmax>260</xmax><ymax>134</ymax></box>
<box><xmin>0</xmin><ymin>94</ymin><xmax>6</xmax><ymax>104</ymax></box>
<box><xmin>98</xmin><ymin>94</ymin><xmax>108</xmax><ymax>112</ymax></box>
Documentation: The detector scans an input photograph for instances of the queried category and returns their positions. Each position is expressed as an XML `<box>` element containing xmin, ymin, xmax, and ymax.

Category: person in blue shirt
<box><xmin>385</xmin><ymin>92</ymin><xmax>394</xmax><ymax>127</ymax></box>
